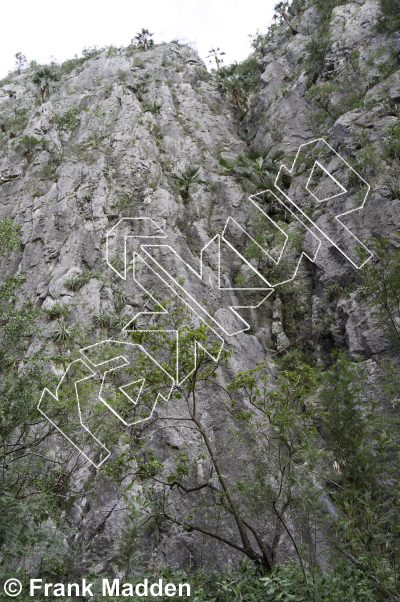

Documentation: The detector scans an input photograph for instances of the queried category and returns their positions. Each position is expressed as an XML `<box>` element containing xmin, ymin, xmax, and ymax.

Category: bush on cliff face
<box><xmin>376</xmin><ymin>0</ymin><xmax>400</xmax><ymax>31</ymax></box>
<box><xmin>99</xmin><ymin>307</ymin><xmax>399</xmax><ymax>599</ymax></box>
<box><xmin>0</xmin><ymin>217</ymin><xmax>72</xmax><ymax>583</ymax></box>
<box><xmin>216</xmin><ymin>59</ymin><xmax>259</xmax><ymax>114</ymax></box>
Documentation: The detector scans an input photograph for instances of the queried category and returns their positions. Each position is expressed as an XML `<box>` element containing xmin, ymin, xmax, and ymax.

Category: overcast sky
<box><xmin>0</xmin><ymin>0</ymin><xmax>276</xmax><ymax>77</ymax></box>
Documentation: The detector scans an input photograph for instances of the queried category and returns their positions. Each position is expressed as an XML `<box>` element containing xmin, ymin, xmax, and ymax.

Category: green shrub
<box><xmin>60</xmin><ymin>46</ymin><xmax>105</xmax><ymax>74</ymax></box>
<box><xmin>42</xmin><ymin>302</ymin><xmax>69</xmax><ymax>321</ymax></box>
<box><xmin>51</xmin><ymin>321</ymin><xmax>73</xmax><ymax>342</ymax></box>
<box><xmin>16</xmin><ymin>135</ymin><xmax>46</xmax><ymax>162</ymax></box>
<box><xmin>303</xmin><ymin>35</ymin><xmax>330</xmax><ymax>86</ymax></box>
<box><xmin>0</xmin><ymin>108</ymin><xmax>29</xmax><ymax>139</ymax></box>
<box><xmin>112</xmin><ymin>287</ymin><xmax>129</xmax><ymax>311</ymax></box>
<box><xmin>142</xmin><ymin>101</ymin><xmax>162</xmax><ymax>114</ymax></box>
<box><xmin>375</xmin><ymin>0</ymin><xmax>400</xmax><ymax>31</ymax></box>
<box><xmin>41</xmin><ymin>151</ymin><xmax>63</xmax><ymax>180</ymax></box>
<box><xmin>383</xmin><ymin>120</ymin><xmax>400</xmax><ymax>160</ymax></box>
<box><xmin>53</xmin><ymin>107</ymin><xmax>79</xmax><ymax>133</ymax></box>
<box><xmin>64</xmin><ymin>270</ymin><xmax>95</xmax><ymax>292</ymax></box>
<box><xmin>93</xmin><ymin>309</ymin><xmax>115</xmax><ymax>329</ymax></box>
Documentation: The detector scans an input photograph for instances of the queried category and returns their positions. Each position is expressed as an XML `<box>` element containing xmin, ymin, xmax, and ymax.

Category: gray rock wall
<box><xmin>1</xmin><ymin>0</ymin><xmax>399</xmax><ymax>574</ymax></box>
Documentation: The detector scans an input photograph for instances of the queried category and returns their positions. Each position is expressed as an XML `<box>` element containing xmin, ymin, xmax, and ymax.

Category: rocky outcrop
<box><xmin>242</xmin><ymin>0</ymin><xmax>400</xmax><ymax>362</ymax></box>
<box><xmin>1</xmin><ymin>0</ymin><xmax>399</xmax><ymax>575</ymax></box>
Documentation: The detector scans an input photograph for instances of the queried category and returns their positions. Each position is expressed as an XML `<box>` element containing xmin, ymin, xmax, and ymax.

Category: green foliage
<box><xmin>106</xmin><ymin>45</ymin><xmax>119</xmax><ymax>58</ymax></box>
<box><xmin>134</xmin><ymin>28</ymin><xmax>155</xmax><ymax>51</ymax></box>
<box><xmin>41</xmin><ymin>151</ymin><xmax>63</xmax><ymax>180</ymax></box>
<box><xmin>226</xmin><ymin>349</ymin><xmax>400</xmax><ymax>598</ymax></box>
<box><xmin>325</xmin><ymin>282</ymin><xmax>343</xmax><ymax>302</ymax></box>
<box><xmin>42</xmin><ymin>301</ymin><xmax>69</xmax><ymax>320</ymax></box>
<box><xmin>172</xmin><ymin>166</ymin><xmax>206</xmax><ymax>200</ymax></box>
<box><xmin>51</xmin><ymin>321</ymin><xmax>74</xmax><ymax>342</ymax></box>
<box><xmin>60</xmin><ymin>46</ymin><xmax>105</xmax><ymax>74</ymax></box>
<box><xmin>32</xmin><ymin>66</ymin><xmax>60</xmax><ymax>101</ymax></box>
<box><xmin>16</xmin><ymin>134</ymin><xmax>45</xmax><ymax>162</ymax></box>
<box><xmin>288</xmin><ymin>0</ymin><xmax>307</xmax><ymax>14</ymax></box>
<box><xmin>0</xmin><ymin>217</ymin><xmax>73</xmax><ymax>584</ymax></box>
<box><xmin>142</xmin><ymin>100</ymin><xmax>162</xmax><ymax>114</ymax></box>
<box><xmin>64</xmin><ymin>269</ymin><xmax>103</xmax><ymax>292</ymax></box>
<box><xmin>319</xmin><ymin>352</ymin><xmax>400</xmax><ymax>594</ymax></box>
<box><xmin>375</xmin><ymin>0</ymin><xmax>400</xmax><ymax>31</ymax></box>
<box><xmin>302</xmin><ymin>34</ymin><xmax>328</xmax><ymax>86</ymax></box>
<box><xmin>206</xmin><ymin>47</ymin><xmax>226</xmax><ymax>70</ymax></box>
<box><xmin>116</xmin><ymin>490</ymin><xmax>145</xmax><ymax>577</ymax></box>
<box><xmin>0</xmin><ymin>108</ymin><xmax>28</xmax><ymax>139</ymax></box>
<box><xmin>215</xmin><ymin>58</ymin><xmax>259</xmax><ymax>114</ymax></box>
<box><xmin>306</xmin><ymin>81</ymin><xmax>338</xmax><ymax>118</ymax></box>
<box><xmin>278</xmin><ymin>348</ymin><xmax>314</xmax><ymax>371</ymax></box>
<box><xmin>92</xmin><ymin>309</ymin><xmax>116</xmax><ymax>329</ymax></box>
<box><xmin>112</xmin><ymin>287</ymin><xmax>129</xmax><ymax>311</ymax></box>
<box><xmin>358</xmin><ymin>235</ymin><xmax>400</xmax><ymax>344</ymax></box>
<box><xmin>301</xmin><ymin>0</ymin><xmax>351</xmax><ymax>86</ymax></box>
<box><xmin>383</xmin><ymin>120</ymin><xmax>400</xmax><ymax>160</ymax></box>
<box><xmin>306</xmin><ymin>79</ymin><xmax>365</xmax><ymax>121</ymax></box>
<box><xmin>220</xmin><ymin>145</ymin><xmax>284</xmax><ymax>193</ymax></box>
<box><xmin>53</xmin><ymin>107</ymin><xmax>79</xmax><ymax>133</ymax></box>
<box><xmin>248</xmin><ymin>28</ymin><xmax>277</xmax><ymax>53</ymax></box>
<box><xmin>32</xmin><ymin>66</ymin><xmax>60</xmax><ymax>86</ymax></box>
<box><xmin>117</xmin><ymin>68</ymin><xmax>128</xmax><ymax>82</ymax></box>
<box><xmin>0</xmin><ymin>217</ymin><xmax>20</xmax><ymax>256</ymax></box>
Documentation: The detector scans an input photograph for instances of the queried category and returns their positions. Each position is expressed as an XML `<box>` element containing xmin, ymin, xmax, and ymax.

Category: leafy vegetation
<box><xmin>15</xmin><ymin>52</ymin><xmax>27</xmax><ymax>75</ymax></box>
<box><xmin>16</xmin><ymin>134</ymin><xmax>46</xmax><ymax>162</ymax></box>
<box><xmin>172</xmin><ymin>166</ymin><xmax>206</xmax><ymax>201</ymax></box>
<box><xmin>60</xmin><ymin>46</ymin><xmax>105</xmax><ymax>74</ymax></box>
<box><xmin>358</xmin><ymin>235</ymin><xmax>400</xmax><ymax>345</ymax></box>
<box><xmin>134</xmin><ymin>28</ymin><xmax>155</xmax><ymax>52</ymax></box>
<box><xmin>32</xmin><ymin>67</ymin><xmax>61</xmax><ymax>102</ymax></box>
<box><xmin>52</xmin><ymin>107</ymin><xmax>79</xmax><ymax>133</ymax></box>
<box><xmin>1</xmin><ymin>8</ymin><xmax>400</xmax><ymax>599</ymax></box>
<box><xmin>219</xmin><ymin>145</ymin><xmax>284</xmax><ymax>192</ymax></box>
<box><xmin>0</xmin><ymin>107</ymin><xmax>29</xmax><ymax>139</ymax></box>
<box><xmin>206</xmin><ymin>47</ymin><xmax>226</xmax><ymax>70</ymax></box>
<box><xmin>215</xmin><ymin>58</ymin><xmax>259</xmax><ymax>115</ymax></box>
<box><xmin>376</xmin><ymin>0</ymin><xmax>400</xmax><ymax>31</ymax></box>
<box><xmin>102</xmin><ymin>304</ymin><xmax>400</xmax><ymax>600</ymax></box>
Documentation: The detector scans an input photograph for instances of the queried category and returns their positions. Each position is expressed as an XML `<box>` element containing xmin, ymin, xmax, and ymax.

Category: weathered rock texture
<box><xmin>0</xmin><ymin>0</ymin><xmax>399</xmax><ymax>575</ymax></box>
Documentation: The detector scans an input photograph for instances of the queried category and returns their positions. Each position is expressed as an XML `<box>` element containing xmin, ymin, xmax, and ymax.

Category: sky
<box><xmin>0</xmin><ymin>0</ymin><xmax>276</xmax><ymax>78</ymax></box>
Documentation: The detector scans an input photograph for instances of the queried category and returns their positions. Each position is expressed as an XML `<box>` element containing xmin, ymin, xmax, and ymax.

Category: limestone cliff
<box><xmin>0</xmin><ymin>0</ymin><xmax>399</xmax><ymax>582</ymax></box>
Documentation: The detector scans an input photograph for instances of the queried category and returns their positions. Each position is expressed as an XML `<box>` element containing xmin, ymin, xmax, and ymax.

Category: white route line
<box><xmin>274</xmin><ymin>138</ymin><xmax>372</xmax><ymax>269</ymax></box>
<box><xmin>38</xmin><ymin>359</ymin><xmax>111</xmax><ymax>469</ymax></box>
<box><xmin>40</xmin><ymin>138</ymin><xmax>373</xmax><ymax>466</ymax></box>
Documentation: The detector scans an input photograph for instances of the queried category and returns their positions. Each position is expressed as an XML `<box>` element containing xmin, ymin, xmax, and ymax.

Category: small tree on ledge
<box><xmin>15</xmin><ymin>52</ymin><xmax>27</xmax><ymax>75</ymax></box>
<box><xmin>206</xmin><ymin>47</ymin><xmax>226</xmax><ymax>70</ymax></box>
<box><xmin>134</xmin><ymin>29</ymin><xmax>154</xmax><ymax>52</ymax></box>
<box><xmin>32</xmin><ymin>67</ymin><xmax>60</xmax><ymax>103</ymax></box>
<box><xmin>274</xmin><ymin>2</ymin><xmax>299</xmax><ymax>35</ymax></box>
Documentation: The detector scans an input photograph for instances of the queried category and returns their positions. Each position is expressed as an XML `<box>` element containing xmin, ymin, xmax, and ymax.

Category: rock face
<box><xmin>0</xmin><ymin>0</ymin><xmax>399</xmax><ymax>575</ymax></box>
<box><xmin>241</xmin><ymin>0</ymin><xmax>400</xmax><ymax>363</ymax></box>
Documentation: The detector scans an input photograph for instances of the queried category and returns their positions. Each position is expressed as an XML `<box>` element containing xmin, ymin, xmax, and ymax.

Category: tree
<box><xmin>274</xmin><ymin>2</ymin><xmax>299</xmax><ymax>35</ymax></box>
<box><xmin>219</xmin><ymin>145</ymin><xmax>285</xmax><ymax>193</ymax></box>
<box><xmin>171</xmin><ymin>166</ymin><xmax>206</xmax><ymax>201</ymax></box>
<box><xmin>216</xmin><ymin>59</ymin><xmax>259</xmax><ymax>116</ymax></box>
<box><xmin>103</xmin><ymin>304</ymin><xmax>324</xmax><ymax>574</ymax></box>
<box><xmin>104</xmin><ymin>296</ymin><xmax>400</xmax><ymax>599</ymax></box>
<box><xmin>15</xmin><ymin>52</ymin><xmax>27</xmax><ymax>75</ymax></box>
<box><xmin>358</xmin><ymin>235</ymin><xmax>400</xmax><ymax>345</ymax></box>
<box><xmin>134</xmin><ymin>28</ymin><xmax>154</xmax><ymax>52</ymax></box>
<box><xmin>206</xmin><ymin>47</ymin><xmax>226</xmax><ymax>70</ymax></box>
<box><xmin>317</xmin><ymin>352</ymin><xmax>400</xmax><ymax>601</ymax></box>
<box><xmin>32</xmin><ymin>67</ymin><xmax>60</xmax><ymax>102</ymax></box>
<box><xmin>216</xmin><ymin>64</ymin><xmax>247</xmax><ymax>115</ymax></box>
<box><xmin>376</xmin><ymin>0</ymin><xmax>400</xmax><ymax>31</ymax></box>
